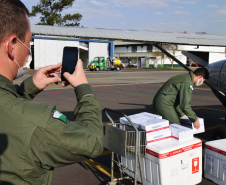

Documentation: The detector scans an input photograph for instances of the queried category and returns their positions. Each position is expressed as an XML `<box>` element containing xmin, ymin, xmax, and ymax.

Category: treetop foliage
<box><xmin>30</xmin><ymin>0</ymin><xmax>82</xmax><ymax>27</ymax></box>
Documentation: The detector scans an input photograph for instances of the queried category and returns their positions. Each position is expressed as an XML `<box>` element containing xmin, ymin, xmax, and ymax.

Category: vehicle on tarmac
<box><xmin>88</xmin><ymin>57</ymin><xmax>124</xmax><ymax>71</ymax></box>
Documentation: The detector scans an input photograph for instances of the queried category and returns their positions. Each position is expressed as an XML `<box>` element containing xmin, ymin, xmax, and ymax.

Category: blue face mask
<box><xmin>13</xmin><ymin>38</ymin><xmax>32</xmax><ymax>79</ymax></box>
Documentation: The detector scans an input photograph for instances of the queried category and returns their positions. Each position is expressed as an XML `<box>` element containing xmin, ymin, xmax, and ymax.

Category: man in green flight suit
<box><xmin>153</xmin><ymin>68</ymin><xmax>209</xmax><ymax>129</ymax></box>
<box><xmin>0</xmin><ymin>0</ymin><xmax>103</xmax><ymax>185</ymax></box>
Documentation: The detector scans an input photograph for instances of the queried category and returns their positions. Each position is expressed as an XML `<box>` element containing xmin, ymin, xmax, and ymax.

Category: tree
<box><xmin>30</xmin><ymin>0</ymin><xmax>82</xmax><ymax>26</ymax></box>
<box><xmin>152</xmin><ymin>44</ymin><xmax>179</xmax><ymax>69</ymax></box>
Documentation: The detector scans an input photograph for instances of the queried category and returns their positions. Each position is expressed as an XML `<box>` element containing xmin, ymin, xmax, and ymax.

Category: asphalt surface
<box><xmin>14</xmin><ymin>68</ymin><xmax>225</xmax><ymax>185</ymax></box>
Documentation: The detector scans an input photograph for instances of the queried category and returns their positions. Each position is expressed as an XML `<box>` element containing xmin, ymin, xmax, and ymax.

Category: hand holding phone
<box><xmin>61</xmin><ymin>47</ymin><xmax>78</xmax><ymax>82</ymax></box>
<box><xmin>61</xmin><ymin>59</ymin><xmax>88</xmax><ymax>88</ymax></box>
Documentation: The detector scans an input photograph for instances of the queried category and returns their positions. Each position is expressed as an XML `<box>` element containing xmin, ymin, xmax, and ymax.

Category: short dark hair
<box><xmin>193</xmin><ymin>67</ymin><xmax>209</xmax><ymax>79</ymax></box>
<box><xmin>0</xmin><ymin>0</ymin><xmax>29</xmax><ymax>44</ymax></box>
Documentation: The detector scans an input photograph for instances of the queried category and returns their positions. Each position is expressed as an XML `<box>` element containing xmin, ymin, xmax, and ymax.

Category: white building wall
<box><xmin>34</xmin><ymin>39</ymin><xmax>80</xmax><ymax>70</ymax></box>
<box><xmin>179</xmin><ymin>45</ymin><xmax>226</xmax><ymax>64</ymax></box>
<box><xmin>209</xmin><ymin>53</ymin><xmax>226</xmax><ymax>63</ymax></box>
<box><xmin>179</xmin><ymin>45</ymin><xmax>225</xmax><ymax>52</ymax></box>
<box><xmin>89</xmin><ymin>42</ymin><xmax>108</xmax><ymax>63</ymax></box>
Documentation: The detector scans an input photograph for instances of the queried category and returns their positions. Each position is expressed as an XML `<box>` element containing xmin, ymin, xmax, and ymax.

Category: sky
<box><xmin>21</xmin><ymin>0</ymin><xmax>226</xmax><ymax>35</ymax></box>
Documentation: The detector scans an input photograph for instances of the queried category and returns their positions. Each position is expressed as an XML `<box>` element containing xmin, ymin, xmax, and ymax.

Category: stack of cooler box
<box><xmin>120</xmin><ymin>112</ymin><xmax>204</xmax><ymax>185</ymax></box>
<box><xmin>204</xmin><ymin>139</ymin><xmax>226</xmax><ymax>185</ymax></box>
<box><xmin>120</xmin><ymin>112</ymin><xmax>171</xmax><ymax>143</ymax></box>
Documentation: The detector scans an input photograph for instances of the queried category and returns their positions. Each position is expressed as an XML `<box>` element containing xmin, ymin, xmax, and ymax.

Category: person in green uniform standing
<box><xmin>0</xmin><ymin>1</ymin><xmax>103</xmax><ymax>185</ymax></box>
<box><xmin>153</xmin><ymin>68</ymin><xmax>209</xmax><ymax>129</ymax></box>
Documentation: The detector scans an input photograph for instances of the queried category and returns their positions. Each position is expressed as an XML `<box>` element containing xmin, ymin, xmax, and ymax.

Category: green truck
<box><xmin>88</xmin><ymin>57</ymin><xmax>124</xmax><ymax>71</ymax></box>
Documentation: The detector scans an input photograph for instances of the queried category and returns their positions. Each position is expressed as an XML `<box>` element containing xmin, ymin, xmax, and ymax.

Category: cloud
<box><xmin>155</xmin><ymin>12</ymin><xmax>163</xmax><ymax>15</ymax></box>
<box><xmin>183</xmin><ymin>1</ymin><xmax>196</xmax><ymax>4</ymax></box>
<box><xmin>29</xmin><ymin>16</ymin><xmax>40</xmax><ymax>25</ymax></box>
<box><xmin>67</xmin><ymin>7</ymin><xmax>124</xmax><ymax>19</ymax></box>
<box><xmin>145</xmin><ymin>22</ymin><xmax>190</xmax><ymax>32</ymax></box>
<box><xmin>173</xmin><ymin>11</ymin><xmax>191</xmax><ymax>15</ymax></box>
<box><xmin>207</xmin><ymin>4</ymin><xmax>218</xmax><ymax>8</ymax></box>
<box><xmin>216</xmin><ymin>6</ymin><xmax>226</xmax><ymax>17</ymax></box>
<box><xmin>213</xmin><ymin>19</ymin><xmax>226</xmax><ymax>23</ymax></box>
<box><xmin>176</xmin><ymin>7</ymin><xmax>185</xmax><ymax>9</ymax></box>
<box><xmin>90</xmin><ymin>1</ymin><xmax>109</xmax><ymax>7</ymax></box>
<box><xmin>111</xmin><ymin>0</ymin><xmax>177</xmax><ymax>9</ymax></box>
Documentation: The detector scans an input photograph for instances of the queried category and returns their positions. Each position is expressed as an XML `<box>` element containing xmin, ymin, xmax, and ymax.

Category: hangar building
<box><xmin>31</xmin><ymin>25</ymin><xmax>114</xmax><ymax>70</ymax></box>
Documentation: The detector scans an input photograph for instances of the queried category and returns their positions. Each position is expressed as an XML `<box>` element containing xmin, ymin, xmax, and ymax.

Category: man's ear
<box><xmin>6</xmin><ymin>36</ymin><xmax>17</xmax><ymax>60</ymax></box>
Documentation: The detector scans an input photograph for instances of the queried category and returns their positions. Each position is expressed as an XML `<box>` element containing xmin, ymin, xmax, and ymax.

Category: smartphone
<box><xmin>61</xmin><ymin>46</ymin><xmax>78</xmax><ymax>81</ymax></box>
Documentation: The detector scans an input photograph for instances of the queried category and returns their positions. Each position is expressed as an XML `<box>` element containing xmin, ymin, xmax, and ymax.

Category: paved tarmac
<box><xmin>14</xmin><ymin>68</ymin><xmax>225</xmax><ymax>185</ymax></box>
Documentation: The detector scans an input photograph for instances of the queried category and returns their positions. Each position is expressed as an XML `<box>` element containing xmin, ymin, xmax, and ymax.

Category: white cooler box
<box><xmin>145</xmin><ymin>138</ymin><xmax>202</xmax><ymax>185</ymax></box>
<box><xmin>204</xmin><ymin>139</ymin><xmax>226</xmax><ymax>185</ymax></box>
<box><xmin>122</xmin><ymin>138</ymin><xmax>202</xmax><ymax>185</ymax></box>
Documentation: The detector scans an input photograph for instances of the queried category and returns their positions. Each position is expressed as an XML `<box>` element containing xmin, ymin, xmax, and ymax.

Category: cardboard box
<box><xmin>120</xmin><ymin>114</ymin><xmax>169</xmax><ymax>133</ymax></box>
<box><xmin>179</xmin><ymin>117</ymin><xmax>205</xmax><ymax>134</ymax></box>
<box><xmin>204</xmin><ymin>139</ymin><xmax>226</xmax><ymax>185</ymax></box>
<box><xmin>120</xmin><ymin>112</ymin><xmax>162</xmax><ymax>127</ymax></box>
<box><xmin>137</xmin><ymin>118</ymin><xmax>169</xmax><ymax>133</ymax></box>
<box><xmin>170</xmin><ymin>124</ymin><xmax>194</xmax><ymax>142</ymax></box>
<box><xmin>145</xmin><ymin>138</ymin><xmax>202</xmax><ymax>185</ymax></box>
<box><xmin>146</xmin><ymin>129</ymin><xmax>171</xmax><ymax>144</ymax></box>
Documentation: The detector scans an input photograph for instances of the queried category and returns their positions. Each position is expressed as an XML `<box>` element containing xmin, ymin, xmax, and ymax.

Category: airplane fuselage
<box><xmin>207</xmin><ymin>59</ymin><xmax>226</xmax><ymax>96</ymax></box>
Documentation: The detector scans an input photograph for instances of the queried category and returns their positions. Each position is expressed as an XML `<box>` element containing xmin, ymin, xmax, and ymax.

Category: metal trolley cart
<box><xmin>103</xmin><ymin>108</ymin><xmax>146</xmax><ymax>185</ymax></box>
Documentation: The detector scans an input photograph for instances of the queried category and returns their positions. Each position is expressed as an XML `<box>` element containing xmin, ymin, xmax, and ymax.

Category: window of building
<box><xmin>147</xmin><ymin>45</ymin><xmax>153</xmax><ymax>52</ymax></box>
<box><xmin>132</xmin><ymin>45</ymin><xmax>137</xmax><ymax>52</ymax></box>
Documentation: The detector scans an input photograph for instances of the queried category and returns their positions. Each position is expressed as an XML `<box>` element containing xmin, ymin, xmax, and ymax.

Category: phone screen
<box><xmin>61</xmin><ymin>47</ymin><xmax>78</xmax><ymax>81</ymax></box>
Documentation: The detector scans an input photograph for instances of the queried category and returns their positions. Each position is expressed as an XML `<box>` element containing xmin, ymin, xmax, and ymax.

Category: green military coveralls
<box><xmin>0</xmin><ymin>75</ymin><xmax>103</xmax><ymax>185</ymax></box>
<box><xmin>153</xmin><ymin>71</ymin><xmax>197</xmax><ymax>124</ymax></box>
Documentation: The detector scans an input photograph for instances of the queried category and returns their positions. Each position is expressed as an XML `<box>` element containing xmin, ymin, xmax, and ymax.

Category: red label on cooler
<box><xmin>192</xmin><ymin>157</ymin><xmax>199</xmax><ymax>174</ymax></box>
<box><xmin>146</xmin><ymin>142</ymin><xmax>202</xmax><ymax>159</ymax></box>
<box><xmin>205</xmin><ymin>144</ymin><xmax>226</xmax><ymax>156</ymax></box>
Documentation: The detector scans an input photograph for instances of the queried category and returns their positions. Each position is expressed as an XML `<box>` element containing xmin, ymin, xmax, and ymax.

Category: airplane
<box><xmin>32</xmin><ymin>25</ymin><xmax>226</xmax><ymax>108</ymax></box>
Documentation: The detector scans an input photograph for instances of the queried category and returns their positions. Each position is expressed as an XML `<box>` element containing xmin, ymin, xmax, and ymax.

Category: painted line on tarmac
<box><xmin>193</xmin><ymin>107</ymin><xmax>226</xmax><ymax>112</ymax></box>
<box><xmin>205</xmin><ymin>124</ymin><xmax>226</xmax><ymax>131</ymax></box>
<box><xmin>87</xmin><ymin>74</ymin><xmax>174</xmax><ymax>80</ymax></box>
<box><xmin>100</xmin><ymin>150</ymin><xmax>112</xmax><ymax>156</ymax></box>
<box><xmin>93</xmin><ymin>84</ymin><xmax>162</xmax><ymax>91</ymax></box>
<box><xmin>38</xmin><ymin>84</ymin><xmax>162</xmax><ymax>95</ymax></box>
<box><xmin>84</xmin><ymin>158</ymin><xmax>120</xmax><ymax>179</ymax></box>
<box><xmin>104</xmin><ymin>120</ymin><xmax>119</xmax><ymax>124</ymax></box>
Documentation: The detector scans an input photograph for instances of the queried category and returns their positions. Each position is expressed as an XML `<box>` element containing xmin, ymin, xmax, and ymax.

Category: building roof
<box><xmin>31</xmin><ymin>25</ymin><xmax>226</xmax><ymax>47</ymax></box>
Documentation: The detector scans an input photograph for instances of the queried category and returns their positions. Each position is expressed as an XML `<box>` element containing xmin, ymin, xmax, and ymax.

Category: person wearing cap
<box><xmin>0</xmin><ymin>0</ymin><xmax>103</xmax><ymax>184</ymax></box>
<box><xmin>153</xmin><ymin>68</ymin><xmax>209</xmax><ymax>129</ymax></box>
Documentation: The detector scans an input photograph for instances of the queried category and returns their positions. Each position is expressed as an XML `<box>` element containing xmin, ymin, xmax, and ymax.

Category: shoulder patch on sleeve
<box><xmin>189</xmin><ymin>85</ymin><xmax>194</xmax><ymax>90</ymax></box>
<box><xmin>53</xmin><ymin>109</ymin><xmax>67</xmax><ymax>123</ymax></box>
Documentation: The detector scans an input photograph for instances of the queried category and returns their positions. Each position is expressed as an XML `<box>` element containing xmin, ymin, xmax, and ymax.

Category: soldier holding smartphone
<box><xmin>0</xmin><ymin>1</ymin><xmax>103</xmax><ymax>184</ymax></box>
